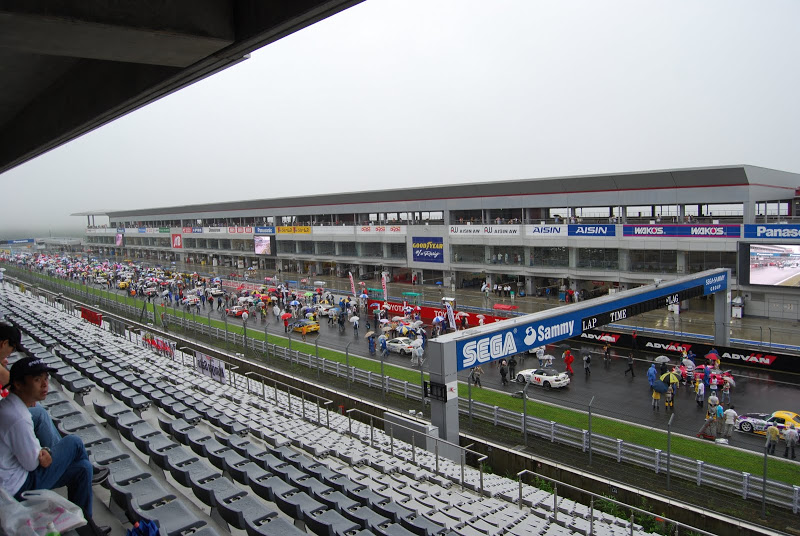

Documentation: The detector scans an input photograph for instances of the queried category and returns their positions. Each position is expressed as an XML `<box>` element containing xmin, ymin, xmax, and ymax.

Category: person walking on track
<box><xmin>624</xmin><ymin>352</ymin><xmax>635</xmax><ymax>377</ymax></box>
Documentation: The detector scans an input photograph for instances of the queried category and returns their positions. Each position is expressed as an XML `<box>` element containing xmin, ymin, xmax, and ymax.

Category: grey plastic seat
<box><xmin>190</xmin><ymin>473</ymin><xmax>244</xmax><ymax>509</ymax></box>
<box><xmin>216</xmin><ymin>493</ymin><xmax>278</xmax><ymax>530</ymax></box>
<box><xmin>274</xmin><ymin>489</ymin><xmax>327</xmax><ymax>522</ymax></box>
<box><xmin>249</xmin><ymin>475</ymin><xmax>298</xmax><ymax>503</ymax></box>
<box><xmin>342</xmin><ymin>505</ymin><xmax>391</xmax><ymax>532</ymax></box>
<box><xmin>246</xmin><ymin>515</ymin><xmax>307</xmax><ymax>536</ymax></box>
<box><xmin>129</xmin><ymin>495</ymin><xmax>208</xmax><ymax>536</ymax></box>
<box><xmin>305</xmin><ymin>508</ymin><xmax>361</xmax><ymax>536</ymax></box>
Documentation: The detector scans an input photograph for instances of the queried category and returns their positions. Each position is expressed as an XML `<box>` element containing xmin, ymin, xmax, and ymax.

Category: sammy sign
<box><xmin>412</xmin><ymin>237</ymin><xmax>444</xmax><ymax>263</ymax></box>
<box><xmin>457</xmin><ymin>317</ymin><xmax>577</xmax><ymax>370</ymax></box>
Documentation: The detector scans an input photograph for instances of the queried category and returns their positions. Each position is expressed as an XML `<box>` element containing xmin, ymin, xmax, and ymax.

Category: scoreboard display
<box><xmin>581</xmin><ymin>284</ymin><xmax>705</xmax><ymax>332</ymax></box>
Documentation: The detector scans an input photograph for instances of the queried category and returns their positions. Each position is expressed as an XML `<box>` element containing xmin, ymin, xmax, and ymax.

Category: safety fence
<box><xmin>6</xmin><ymin>269</ymin><xmax>800</xmax><ymax>515</ymax></box>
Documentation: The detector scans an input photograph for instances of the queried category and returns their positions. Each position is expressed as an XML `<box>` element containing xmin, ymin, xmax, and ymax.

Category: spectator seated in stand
<box><xmin>0</xmin><ymin>356</ymin><xmax>111</xmax><ymax>535</ymax></box>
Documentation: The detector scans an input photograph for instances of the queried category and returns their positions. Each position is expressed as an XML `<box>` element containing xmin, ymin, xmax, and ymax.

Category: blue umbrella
<box><xmin>433</xmin><ymin>316</ymin><xmax>444</xmax><ymax>323</ymax></box>
<box><xmin>290</xmin><ymin>300</ymin><xmax>300</xmax><ymax>306</ymax></box>
<box><xmin>652</xmin><ymin>379</ymin><xmax>668</xmax><ymax>394</ymax></box>
<box><xmin>370</xmin><ymin>303</ymin><xmax>381</xmax><ymax>308</ymax></box>
<box><xmin>329</xmin><ymin>307</ymin><xmax>341</xmax><ymax>314</ymax></box>
<box><xmin>359</xmin><ymin>293</ymin><xmax>369</xmax><ymax>299</ymax></box>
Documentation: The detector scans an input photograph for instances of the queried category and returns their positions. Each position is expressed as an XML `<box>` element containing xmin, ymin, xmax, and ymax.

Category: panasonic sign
<box><xmin>744</xmin><ymin>224</ymin><xmax>800</xmax><ymax>239</ymax></box>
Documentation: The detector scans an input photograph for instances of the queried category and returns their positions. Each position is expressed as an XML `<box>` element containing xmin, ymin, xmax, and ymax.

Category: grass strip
<box><xmin>16</xmin><ymin>270</ymin><xmax>800</xmax><ymax>485</ymax></box>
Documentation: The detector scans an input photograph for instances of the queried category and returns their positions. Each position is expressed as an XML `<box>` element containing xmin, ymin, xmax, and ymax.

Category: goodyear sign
<box><xmin>412</xmin><ymin>237</ymin><xmax>444</xmax><ymax>263</ymax></box>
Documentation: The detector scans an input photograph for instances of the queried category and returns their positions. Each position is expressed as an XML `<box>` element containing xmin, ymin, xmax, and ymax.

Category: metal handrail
<box><xmin>345</xmin><ymin>407</ymin><xmax>488</xmax><ymax>495</ymax></box>
<box><xmin>244</xmin><ymin>370</ymin><xmax>333</xmax><ymax>429</ymax></box>
<box><xmin>516</xmin><ymin>468</ymin><xmax>717</xmax><ymax>536</ymax></box>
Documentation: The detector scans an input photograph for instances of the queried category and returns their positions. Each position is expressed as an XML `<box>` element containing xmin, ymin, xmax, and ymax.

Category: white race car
<box><xmin>515</xmin><ymin>368</ymin><xmax>570</xmax><ymax>390</ymax></box>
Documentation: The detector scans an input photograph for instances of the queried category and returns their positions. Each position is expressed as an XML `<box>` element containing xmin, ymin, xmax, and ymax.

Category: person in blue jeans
<box><xmin>0</xmin><ymin>357</ymin><xmax>110</xmax><ymax>535</ymax></box>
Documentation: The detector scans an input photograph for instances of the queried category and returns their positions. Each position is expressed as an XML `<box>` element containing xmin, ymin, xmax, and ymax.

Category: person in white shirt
<box><xmin>0</xmin><ymin>357</ymin><xmax>109</xmax><ymax>534</ymax></box>
<box><xmin>784</xmin><ymin>424</ymin><xmax>798</xmax><ymax>459</ymax></box>
<box><xmin>722</xmin><ymin>405</ymin><xmax>738</xmax><ymax>439</ymax></box>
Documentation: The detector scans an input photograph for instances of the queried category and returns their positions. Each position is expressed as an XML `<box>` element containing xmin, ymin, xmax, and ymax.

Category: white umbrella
<box><xmin>411</xmin><ymin>339</ymin><xmax>424</xmax><ymax>347</ymax></box>
<box><xmin>392</xmin><ymin>316</ymin><xmax>404</xmax><ymax>321</ymax></box>
<box><xmin>455</xmin><ymin>312</ymin><xmax>470</xmax><ymax>317</ymax></box>
<box><xmin>349</xmin><ymin>316</ymin><xmax>360</xmax><ymax>323</ymax></box>
<box><xmin>654</xmin><ymin>355</ymin><xmax>671</xmax><ymax>364</ymax></box>
<box><xmin>379</xmin><ymin>319</ymin><xmax>390</xmax><ymax>324</ymax></box>
<box><xmin>476</xmin><ymin>314</ymin><xmax>486</xmax><ymax>319</ymax></box>
<box><xmin>411</xmin><ymin>320</ymin><xmax>423</xmax><ymax>327</ymax></box>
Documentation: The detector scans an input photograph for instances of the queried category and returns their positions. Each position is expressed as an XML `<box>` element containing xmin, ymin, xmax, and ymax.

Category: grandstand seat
<box><xmin>273</xmin><ymin>489</ymin><xmax>327</xmax><ymax>521</ymax></box>
<box><xmin>342</xmin><ymin>505</ymin><xmax>391</xmax><ymax>531</ymax></box>
<box><xmin>216</xmin><ymin>493</ymin><xmax>278</xmax><ymax>530</ymax></box>
<box><xmin>129</xmin><ymin>495</ymin><xmax>209</xmax><ymax>536</ymax></box>
<box><xmin>305</xmin><ymin>508</ymin><xmax>361</xmax><ymax>536</ymax></box>
<box><xmin>245</xmin><ymin>514</ymin><xmax>307</xmax><ymax>536</ymax></box>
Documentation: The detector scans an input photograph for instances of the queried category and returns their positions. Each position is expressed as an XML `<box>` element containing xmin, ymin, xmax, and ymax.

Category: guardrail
<box><xmin>6</xmin><ymin>269</ymin><xmax>800</xmax><ymax>515</ymax></box>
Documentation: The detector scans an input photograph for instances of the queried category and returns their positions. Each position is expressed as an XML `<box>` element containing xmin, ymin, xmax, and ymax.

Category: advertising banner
<box><xmin>578</xmin><ymin>329</ymin><xmax>797</xmax><ymax>373</ymax></box>
<box><xmin>349</xmin><ymin>271</ymin><xmax>356</xmax><ymax>298</ymax></box>
<box><xmin>448</xmin><ymin>225</ymin><xmax>522</xmax><ymax>236</ymax></box>
<box><xmin>159</xmin><ymin>227</ymin><xmax>170</xmax><ymax>233</ymax></box>
<box><xmin>381</xmin><ymin>273</ymin><xmax>388</xmax><ymax>302</ymax></box>
<box><xmin>743</xmin><ymin>224</ymin><xmax>800</xmax><ymax>239</ymax></box>
<box><xmin>227</xmin><ymin>226</ymin><xmax>253</xmax><ymax>234</ymax></box>
<box><xmin>194</xmin><ymin>351</ymin><xmax>227</xmax><ymax>384</ymax></box>
<box><xmin>80</xmin><ymin>307</ymin><xmax>102</xmax><ymax>327</ymax></box>
<box><xmin>525</xmin><ymin>225</ymin><xmax>568</xmax><ymax>237</ymax></box>
<box><xmin>357</xmin><ymin>225</ymin><xmax>406</xmax><ymax>235</ymax></box>
<box><xmin>568</xmin><ymin>225</ymin><xmax>616</xmax><ymax>237</ymax></box>
<box><xmin>171</xmin><ymin>234</ymin><xmax>183</xmax><ymax>249</ymax></box>
<box><xmin>205</xmin><ymin>227</ymin><xmax>224</xmax><ymax>233</ymax></box>
<box><xmin>255</xmin><ymin>226</ymin><xmax>275</xmax><ymax>234</ymax></box>
<box><xmin>412</xmin><ymin>237</ymin><xmax>444</xmax><ymax>263</ymax></box>
<box><xmin>367</xmin><ymin>299</ymin><xmax>509</xmax><ymax>327</ymax></box>
<box><xmin>116</xmin><ymin>227</ymin><xmax>125</xmax><ymax>233</ymax></box>
<box><xmin>277</xmin><ymin>226</ymin><xmax>311</xmax><ymax>234</ymax></box>
<box><xmin>453</xmin><ymin>270</ymin><xmax>728</xmax><ymax>370</ymax></box>
<box><xmin>623</xmin><ymin>225</ymin><xmax>741</xmax><ymax>237</ymax></box>
<box><xmin>315</xmin><ymin>226</ymin><xmax>353</xmax><ymax>235</ymax></box>
<box><xmin>141</xmin><ymin>333</ymin><xmax>175</xmax><ymax>357</ymax></box>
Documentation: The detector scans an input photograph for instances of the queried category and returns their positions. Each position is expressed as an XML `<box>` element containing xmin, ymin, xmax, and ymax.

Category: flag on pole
<box><xmin>446</xmin><ymin>302</ymin><xmax>457</xmax><ymax>331</ymax></box>
<box><xmin>381</xmin><ymin>273</ymin><xmax>388</xmax><ymax>302</ymax></box>
<box><xmin>348</xmin><ymin>271</ymin><xmax>356</xmax><ymax>298</ymax></box>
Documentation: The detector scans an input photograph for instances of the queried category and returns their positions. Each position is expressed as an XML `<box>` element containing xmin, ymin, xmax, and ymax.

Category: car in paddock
<box><xmin>225</xmin><ymin>305</ymin><xmax>249</xmax><ymax>317</ymax></box>
<box><xmin>515</xmin><ymin>368</ymin><xmax>571</xmax><ymax>390</ymax></box>
<box><xmin>288</xmin><ymin>319</ymin><xmax>320</xmax><ymax>333</ymax></box>
<box><xmin>386</xmin><ymin>337</ymin><xmax>416</xmax><ymax>355</ymax></box>
<box><xmin>736</xmin><ymin>410</ymin><xmax>800</xmax><ymax>438</ymax></box>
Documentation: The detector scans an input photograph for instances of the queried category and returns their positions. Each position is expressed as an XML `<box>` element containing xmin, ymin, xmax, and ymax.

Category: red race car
<box><xmin>692</xmin><ymin>365</ymin><xmax>735</xmax><ymax>386</ymax></box>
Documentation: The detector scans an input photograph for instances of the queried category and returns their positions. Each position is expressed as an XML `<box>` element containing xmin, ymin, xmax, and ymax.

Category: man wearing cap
<box><xmin>0</xmin><ymin>356</ymin><xmax>109</xmax><ymax>533</ymax></box>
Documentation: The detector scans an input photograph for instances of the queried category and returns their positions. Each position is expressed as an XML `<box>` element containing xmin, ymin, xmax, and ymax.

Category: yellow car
<box><xmin>736</xmin><ymin>410</ymin><xmax>800</xmax><ymax>438</ymax></box>
<box><xmin>118</xmin><ymin>280</ymin><xmax>130</xmax><ymax>289</ymax></box>
<box><xmin>289</xmin><ymin>320</ymin><xmax>320</xmax><ymax>333</ymax></box>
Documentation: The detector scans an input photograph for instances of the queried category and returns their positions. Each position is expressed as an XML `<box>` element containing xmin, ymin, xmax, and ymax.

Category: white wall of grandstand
<box><xmin>81</xmin><ymin>165</ymin><xmax>800</xmax><ymax>320</ymax></box>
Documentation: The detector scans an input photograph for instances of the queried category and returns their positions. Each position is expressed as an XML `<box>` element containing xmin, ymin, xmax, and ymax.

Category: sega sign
<box><xmin>623</xmin><ymin>225</ymin><xmax>740</xmax><ymax>237</ymax></box>
<box><xmin>743</xmin><ymin>224</ymin><xmax>800</xmax><ymax>239</ymax></box>
<box><xmin>454</xmin><ymin>269</ymin><xmax>728</xmax><ymax>370</ymax></box>
<box><xmin>568</xmin><ymin>225</ymin><xmax>615</xmax><ymax>236</ymax></box>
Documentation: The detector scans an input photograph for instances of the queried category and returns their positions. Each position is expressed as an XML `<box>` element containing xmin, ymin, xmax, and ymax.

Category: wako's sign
<box><xmin>623</xmin><ymin>225</ymin><xmax>741</xmax><ymax>237</ymax></box>
<box><xmin>412</xmin><ymin>237</ymin><xmax>444</xmax><ymax>263</ymax></box>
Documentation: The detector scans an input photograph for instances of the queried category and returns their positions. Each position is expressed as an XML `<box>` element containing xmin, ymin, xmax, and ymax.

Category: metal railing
<box><xmin>6</xmin><ymin>268</ymin><xmax>800</xmax><ymax>515</ymax></box>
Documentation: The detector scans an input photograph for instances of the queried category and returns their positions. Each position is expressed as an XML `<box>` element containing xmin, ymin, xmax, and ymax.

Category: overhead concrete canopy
<box><xmin>0</xmin><ymin>0</ymin><xmax>363</xmax><ymax>176</ymax></box>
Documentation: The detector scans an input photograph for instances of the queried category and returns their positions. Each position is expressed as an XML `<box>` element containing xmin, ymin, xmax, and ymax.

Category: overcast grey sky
<box><xmin>2</xmin><ymin>0</ymin><xmax>799</xmax><ymax>239</ymax></box>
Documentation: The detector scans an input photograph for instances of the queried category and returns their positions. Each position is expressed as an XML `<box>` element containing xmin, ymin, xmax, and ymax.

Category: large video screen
<box><xmin>748</xmin><ymin>244</ymin><xmax>800</xmax><ymax>287</ymax></box>
<box><xmin>115</xmin><ymin>233</ymin><xmax>124</xmax><ymax>247</ymax></box>
<box><xmin>254</xmin><ymin>235</ymin><xmax>274</xmax><ymax>255</ymax></box>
